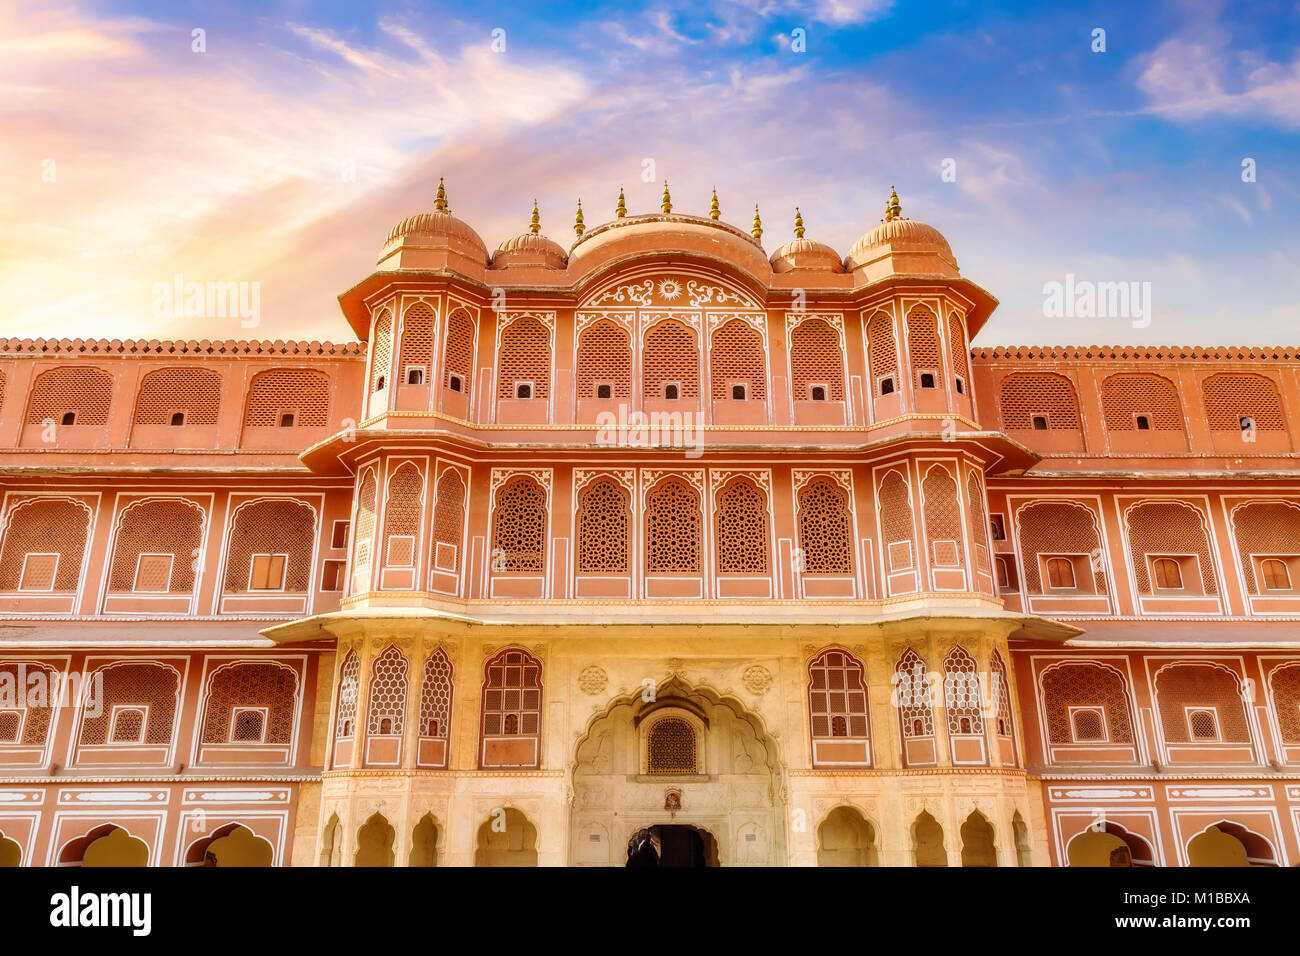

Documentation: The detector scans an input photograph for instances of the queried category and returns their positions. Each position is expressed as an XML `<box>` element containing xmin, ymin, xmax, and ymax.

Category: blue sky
<box><xmin>4</xmin><ymin>0</ymin><xmax>1298</xmax><ymax>344</ymax></box>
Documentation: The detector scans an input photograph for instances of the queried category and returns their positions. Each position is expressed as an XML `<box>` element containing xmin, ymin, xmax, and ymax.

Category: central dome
<box><xmin>845</xmin><ymin>188</ymin><xmax>958</xmax><ymax>278</ymax></box>
<box><xmin>491</xmin><ymin>201</ymin><xmax>568</xmax><ymax>269</ymax></box>
<box><xmin>379</xmin><ymin>180</ymin><xmax>489</xmax><ymax>268</ymax></box>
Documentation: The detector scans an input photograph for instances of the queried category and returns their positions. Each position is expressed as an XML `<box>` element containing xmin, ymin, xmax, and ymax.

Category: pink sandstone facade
<box><xmin>0</xmin><ymin>184</ymin><xmax>1297</xmax><ymax>867</ymax></box>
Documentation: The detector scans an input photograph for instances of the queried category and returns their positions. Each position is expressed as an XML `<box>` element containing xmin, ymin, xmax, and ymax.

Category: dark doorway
<box><xmin>626</xmin><ymin>825</ymin><xmax>717</xmax><ymax>867</ymax></box>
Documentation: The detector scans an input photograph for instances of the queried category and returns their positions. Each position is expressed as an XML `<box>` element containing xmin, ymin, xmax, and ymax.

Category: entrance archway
<box><xmin>626</xmin><ymin>825</ymin><xmax>718</xmax><ymax>867</ymax></box>
<box><xmin>185</xmin><ymin>824</ymin><xmax>273</xmax><ymax>867</ymax></box>
<box><xmin>817</xmin><ymin>807</ymin><xmax>879</xmax><ymax>866</ymax></box>
<box><xmin>570</xmin><ymin>676</ymin><xmax>786</xmax><ymax>866</ymax></box>
<box><xmin>1067</xmin><ymin>822</ymin><xmax>1155</xmax><ymax>867</ymax></box>
<box><xmin>475</xmin><ymin>808</ymin><xmax>538</xmax><ymax>867</ymax></box>
<box><xmin>59</xmin><ymin>825</ymin><xmax>148</xmax><ymax>867</ymax></box>
<box><xmin>354</xmin><ymin>813</ymin><xmax>395</xmax><ymax>867</ymax></box>
<box><xmin>1187</xmin><ymin>822</ymin><xmax>1277</xmax><ymax>867</ymax></box>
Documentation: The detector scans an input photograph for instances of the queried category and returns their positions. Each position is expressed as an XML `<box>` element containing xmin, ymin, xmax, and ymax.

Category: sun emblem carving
<box><xmin>579</xmin><ymin>666</ymin><xmax>608</xmax><ymax>696</ymax></box>
<box><xmin>657</xmin><ymin>279</ymin><xmax>683</xmax><ymax>301</ymax></box>
<box><xmin>742</xmin><ymin>665</ymin><xmax>774</xmax><ymax>695</ymax></box>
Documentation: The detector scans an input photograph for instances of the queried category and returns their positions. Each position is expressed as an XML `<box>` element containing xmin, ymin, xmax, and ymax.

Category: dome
<box><xmin>769</xmin><ymin>236</ymin><xmax>845</xmax><ymax>274</ymax></box>
<box><xmin>844</xmin><ymin>188</ymin><xmax>959</xmax><ymax>277</ymax></box>
<box><xmin>379</xmin><ymin>181</ymin><xmax>489</xmax><ymax>267</ymax></box>
<box><xmin>491</xmin><ymin>231</ymin><xmax>567</xmax><ymax>270</ymax></box>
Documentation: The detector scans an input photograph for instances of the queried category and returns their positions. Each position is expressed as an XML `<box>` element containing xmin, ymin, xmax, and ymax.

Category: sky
<box><xmin>1</xmin><ymin>0</ymin><xmax>1298</xmax><ymax>346</ymax></box>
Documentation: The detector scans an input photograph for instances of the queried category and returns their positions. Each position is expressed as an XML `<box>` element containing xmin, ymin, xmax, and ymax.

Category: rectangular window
<box><xmin>18</xmin><ymin>553</ymin><xmax>59</xmax><ymax>592</ymax></box>
<box><xmin>330</xmin><ymin>520</ymin><xmax>350</xmax><ymax>550</ymax></box>
<box><xmin>249</xmin><ymin>553</ymin><xmax>288</xmax><ymax>591</ymax></box>
<box><xmin>1186</xmin><ymin>708</ymin><xmax>1219</xmax><ymax>741</ymax></box>
<box><xmin>321</xmin><ymin>559</ymin><xmax>346</xmax><ymax>592</ymax></box>
<box><xmin>133</xmin><ymin>553</ymin><xmax>174</xmax><ymax>593</ymax></box>
<box><xmin>405</xmin><ymin>366</ymin><xmax>425</xmax><ymax>385</ymax></box>
<box><xmin>387</xmin><ymin>536</ymin><xmax>415</xmax><ymax>568</ymax></box>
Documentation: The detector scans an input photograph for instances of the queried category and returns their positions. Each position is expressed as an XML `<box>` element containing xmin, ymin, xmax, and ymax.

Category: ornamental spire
<box><xmin>751</xmin><ymin>204</ymin><xmax>763</xmax><ymax>240</ymax></box>
<box><xmin>710</xmin><ymin>187</ymin><xmax>720</xmax><ymax>220</ymax></box>
<box><xmin>574</xmin><ymin>199</ymin><xmax>585</xmax><ymax>237</ymax></box>
<box><xmin>434</xmin><ymin>177</ymin><xmax>448</xmax><ymax>213</ymax></box>
<box><xmin>616</xmin><ymin>187</ymin><xmax>627</xmax><ymax>218</ymax></box>
<box><xmin>661</xmin><ymin>181</ymin><xmax>672</xmax><ymax>214</ymax></box>
<box><xmin>794</xmin><ymin>207</ymin><xmax>805</xmax><ymax>238</ymax></box>
<box><xmin>886</xmin><ymin>185</ymin><xmax>901</xmax><ymax>222</ymax></box>
<box><xmin>529</xmin><ymin>199</ymin><xmax>540</xmax><ymax>235</ymax></box>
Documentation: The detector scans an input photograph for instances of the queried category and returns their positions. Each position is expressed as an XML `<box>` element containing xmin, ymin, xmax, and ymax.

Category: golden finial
<box><xmin>574</xmin><ymin>199</ymin><xmax>585</xmax><ymax>237</ymax></box>
<box><xmin>751</xmin><ymin>204</ymin><xmax>763</xmax><ymax>240</ymax></box>
<box><xmin>529</xmin><ymin>199</ymin><xmax>540</xmax><ymax>235</ymax></box>
<box><xmin>794</xmin><ymin>207</ymin><xmax>805</xmax><ymax>239</ymax></box>
<box><xmin>709</xmin><ymin>187</ymin><xmax>720</xmax><ymax>220</ymax></box>
<box><xmin>661</xmin><ymin>181</ymin><xmax>672</xmax><ymax>214</ymax></box>
<box><xmin>434</xmin><ymin>177</ymin><xmax>448</xmax><ymax>213</ymax></box>
<box><xmin>616</xmin><ymin>187</ymin><xmax>627</xmax><ymax>219</ymax></box>
<box><xmin>887</xmin><ymin>185</ymin><xmax>901</xmax><ymax>221</ymax></box>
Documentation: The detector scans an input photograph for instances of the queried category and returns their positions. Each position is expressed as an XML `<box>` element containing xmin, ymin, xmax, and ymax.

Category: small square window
<box><xmin>169</xmin><ymin>411</ymin><xmax>186</xmax><ymax>427</ymax></box>
<box><xmin>375</xmin><ymin>375</ymin><xmax>386</xmax><ymax>392</ymax></box>
<box><xmin>1135</xmin><ymin>415</ymin><xmax>1150</xmax><ymax>430</ymax></box>
<box><xmin>809</xmin><ymin>385</ymin><xmax>826</xmax><ymax>401</ymax></box>
<box><xmin>330</xmin><ymin>520</ymin><xmax>350</xmax><ymax>550</ymax></box>
<box><xmin>1032</xmin><ymin>415</ymin><xmax>1048</xmax><ymax>430</ymax></box>
<box><xmin>879</xmin><ymin>377</ymin><xmax>895</xmax><ymax>396</ymax></box>
<box><xmin>1188</xmin><ymin>709</ymin><xmax>1218</xmax><ymax>741</ymax></box>
<box><xmin>1260</xmin><ymin>557</ymin><xmax>1293</xmax><ymax>591</ymax></box>
<box><xmin>231</xmin><ymin>708</ymin><xmax>266</xmax><ymax>743</ymax></box>
<box><xmin>1071</xmin><ymin>708</ymin><xmax>1106</xmax><ymax>742</ymax></box>
<box><xmin>1045</xmin><ymin>556</ymin><xmax>1077</xmax><ymax>590</ymax></box>
<box><xmin>406</xmin><ymin>367</ymin><xmax>425</xmax><ymax>385</ymax></box>
<box><xmin>60</xmin><ymin>412</ymin><xmax>76</xmax><ymax>426</ymax></box>
<box><xmin>596</xmin><ymin>383</ymin><xmax>612</xmax><ymax>399</ymax></box>
<box><xmin>955</xmin><ymin>378</ymin><xmax>964</xmax><ymax>394</ymax></box>
<box><xmin>664</xmin><ymin>383</ymin><xmax>680</xmax><ymax>400</ymax></box>
<box><xmin>110</xmin><ymin>707</ymin><xmax>146</xmax><ymax>744</ymax></box>
<box><xmin>515</xmin><ymin>382</ymin><xmax>532</xmax><ymax>399</ymax></box>
<box><xmin>279</xmin><ymin>412</ymin><xmax>295</xmax><ymax>428</ymax></box>
<box><xmin>449</xmin><ymin>374</ymin><xmax>463</xmax><ymax>392</ymax></box>
<box><xmin>919</xmin><ymin>372</ymin><xmax>936</xmax><ymax>389</ymax></box>
<box><xmin>134</xmin><ymin>554</ymin><xmax>173</xmax><ymax>593</ymax></box>
<box><xmin>731</xmin><ymin>383</ymin><xmax>747</xmax><ymax>400</ymax></box>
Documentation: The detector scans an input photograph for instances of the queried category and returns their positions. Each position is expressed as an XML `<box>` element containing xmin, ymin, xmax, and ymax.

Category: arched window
<box><xmin>710</xmin><ymin>319</ymin><xmax>766</xmax><ymax>401</ymax></box>
<box><xmin>990</xmin><ymin>650</ymin><xmax>1014</xmax><ymax>741</ymax></box>
<box><xmin>0</xmin><ymin>662</ymin><xmax>55</xmax><ymax>745</ymax></box>
<box><xmin>223</xmin><ymin>499</ymin><xmax>315</xmax><ymax>594</ymax></box>
<box><xmin>1230</xmin><ymin>502</ymin><xmax>1300</xmax><ymax>594</ymax></box>
<box><xmin>443</xmin><ymin>310</ymin><xmax>475</xmax><ymax>393</ymax></box>
<box><xmin>107</xmin><ymin>499</ymin><xmax>204</xmax><ymax>594</ymax></box>
<box><xmin>1152</xmin><ymin>557</ymin><xmax>1183</xmax><ymax>590</ymax></box>
<box><xmin>419</xmin><ymin>649</ymin><xmax>453</xmax><ymax>741</ymax></box>
<box><xmin>480</xmin><ymin>648</ymin><xmax>542</xmax><ymax>769</ymax></box>
<box><xmin>1202</xmin><ymin>373</ymin><xmax>1286</xmax><ymax>432</ymax></box>
<box><xmin>370</xmin><ymin>309</ymin><xmax>393</xmax><ymax>393</ymax></box>
<box><xmin>1041</xmin><ymin>662</ymin><xmax>1135</xmax><ymax>744</ymax></box>
<box><xmin>790</xmin><ymin>319</ymin><xmax>844</xmax><ymax>402</ymax></box>
<box><xmin>966</xmin><ymin>472</ymin><xmax>991</xmax><ymax>573</ymax></box>
<box><xmin>998</xmin><ymin>372</ymin><xmax>1081</xmax><ymax>431</ymax></box>
<box><xmin>133</xmin><ymin>368</ymin><xmax>221</xmax><ymax>425</ymax></box>
<box><xmin>334</xmin><ymin>650</ymin><xmax>359</xmax><ymax>739</ymax></box>
<box><xmin>943</xmin><ymin>645</ymin><xmax>984</xmax><ymax>737</ymax></box>
<box><xmin>645</xmin><ymin>477</ymin><xmax>701</xmax><ymax>574</ymax></box>
<box><xmin>647</xmin><ymin>717</ymin><xmax>698</xmax><ymax>774</ymax></box>
<box><xmin>878</xmin><ymin>470</ymin><xmax>913</xmax><ymax>573</ymax></box>
<box><xmin>351</xmin><ymin>470</ymin><xmax>378</xmax><ymax>590</ymax></box>
<box><xmin>948</xmin><ymin>313</ymin><xmax>970</xmax><ymax>390</ymax></box>
<box><xmin>1267</xmin><ymin>665</ymin><xmax>1300</xmax><ymax>744</ymax></box>
<box><xmin>866</xmin><ymin>312</ymin><xmax>897</xmax><ymax>396</ymax></box>
<box><xmin>576</xmin><ymin>478</ymin><xmax>629</xmax><ymax>574</ymax></box>
<box><xmin>497</xmin><ymin>317</ymin><xmax>551</xmax><ymax>400</ymax></box>
<box><xmin>25</xmin><ymin>367</ymin><xmax>113</xmax><ymax>426</ymax></box>
<box><xmin>243</xmin><ymin>369</ymin><xmax>330</xmax><ymax>428</ymax></box>
<box><xmin>715</xmin><ymin>477</ymin><xmax>769</xmax><ymax>574</ymax></box>
<box><xmin>200</xmin><ymin>662</ymin><xmax>297</xmax><ymax>744</ymax></box>
<box><xmin>922</xmin><ymin>465</ymin><xmax>964</xmax><ymax>570</ymax></box>
<box><xmin>797</xmin><ymin>478</ymin><xmax>853</xmax><ymax>574</ymax></box>
<box><xmin>906</xmin><ymin>307</ymin><xmax>941</xmax><ymax>388</ymax></box>
<box><xmin>0</xmin><ymin>498</ymin><xmax>91</xmax><ymax>592</ymax></box>
<box><xmin>79</xmin><ymin>662</ymin><xmax>179</xmax><ymax>746</ymax></box>
<box><xmin>1102</xmin><ymin>373</ymin><xmax>1183</xmax><ymax>432</ymax></box>
<box><xmin>1154</xmin><ymin>663</ymin><xmax>1249</xmax><ymax>744</ymax></box>
<box><xmin>808</xmin><ymin>649</ymin><xmax>869</xmax><ymax>756</ymax></box>
<box><xmin>398</xmin><ymin>303</ymin><xmax>434</xmax><ymax>385</ymax></box>
<box><xmin>1016</xmin><ymin>501</ymin><xmax>1106</xmax><ymax>595</ymax></box>
<box><xmin>576</xmin><ymin>320</ymin><xmax>631</xmax><ymax>400</ymax></box>
<box><xmin>1125</xmin><ymin>501</ymin><xmax>1217</xmax><ymax>595</ymax></box>
<box><xmin>431</xmin><ymin>470</ymin><xmax>466</xmax><ymax>573</ymax></box>
<box><xmin>366</xmin><ymin>645</ymin><xmax>408</xmax><ymax>737</ymax></box>
<box><xmin>643</xmin><ymin>320</ymin><xmax>699</xmax><ymax>401</ymax></box>
<box><xmin>913</xmin><ymin>811</ymin><xmax>946</xmax><ymax>867</ymax></box>
<box><xmin>382</xmin><ymin>463</ymin><xmax>424</xmax><ymax>570</ymax></box>
<box><xmin>490</xmin><ymin>476</ymin><xmax>547</xmax><ymax>573</ymax></box>
<box><xmin>895</xmin><ymin>648</ymin><xmax>934</xmax><ymax>740</ymax></box>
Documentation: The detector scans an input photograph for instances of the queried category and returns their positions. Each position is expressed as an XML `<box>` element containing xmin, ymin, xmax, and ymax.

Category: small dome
<box><xmin>382</xmin><ymin>210</ymin><xmax>488</xmax><ymax>263</ymax></box>
<box><xmin>769</xmin><ymin>236</ymin><xmax>845</xmax><ymax>274</ymax></box>
<box><xmin>491</xmin><ymin>231</ymin><xmax>567</xmax><ymax>269</ymax></box>
<box><xmin>846</xmin><ymin>217</ymin><xmax>955</xmax><ymax>266</ymax></box>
